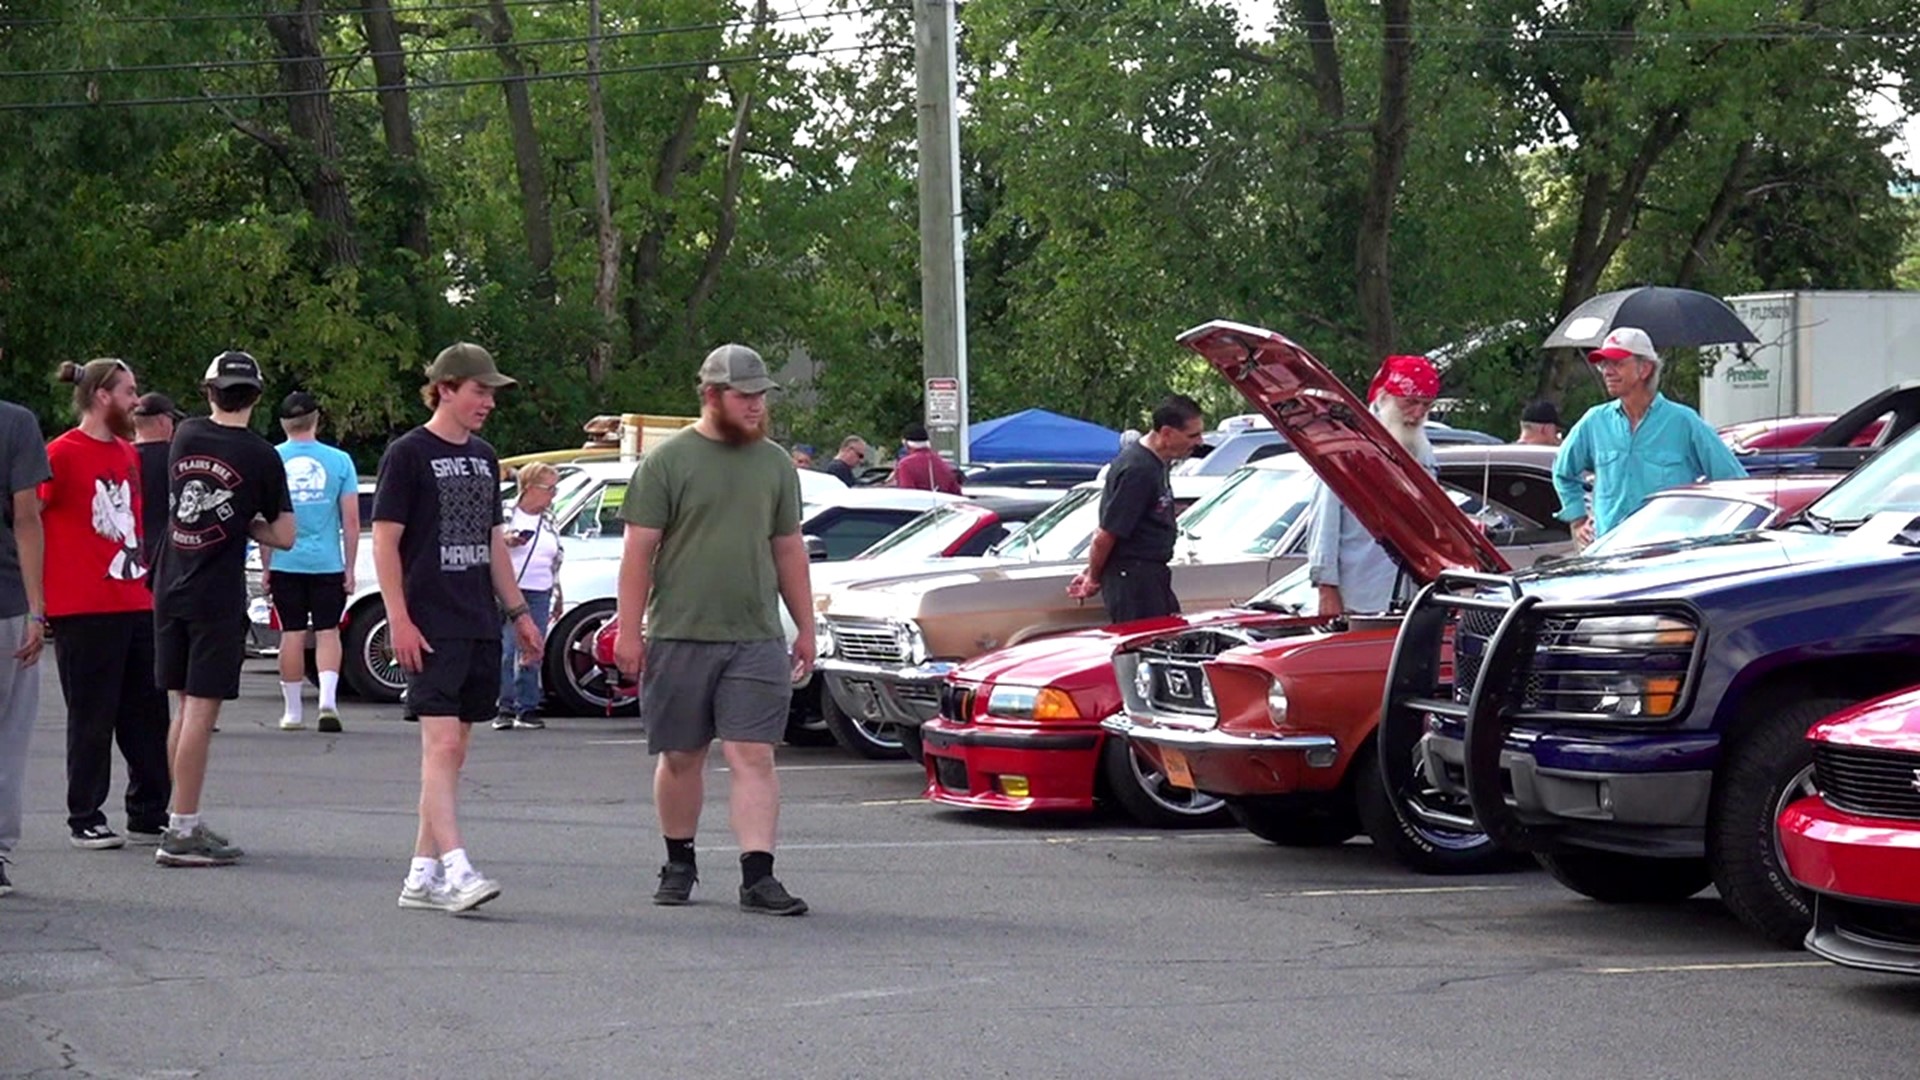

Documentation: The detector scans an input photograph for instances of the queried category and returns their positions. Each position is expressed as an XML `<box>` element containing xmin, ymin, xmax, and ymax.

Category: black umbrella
<box><xmin>1542</xmin><ymin>286</ymin><xmax>1759</xmax><ymax>351</ymax></box>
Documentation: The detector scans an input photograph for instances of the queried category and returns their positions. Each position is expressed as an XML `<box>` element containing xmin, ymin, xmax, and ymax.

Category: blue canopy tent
<box><xmin>967</xmin><ymin>408</ymin><xmax>1122</xmax><ymax>464</ymax></box>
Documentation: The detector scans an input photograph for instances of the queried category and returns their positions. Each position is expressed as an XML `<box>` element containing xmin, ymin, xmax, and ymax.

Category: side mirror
<box><xmin>804</xmin><ymin>535</ymin><xmax>828</xmax><ymax>561</ymax></box>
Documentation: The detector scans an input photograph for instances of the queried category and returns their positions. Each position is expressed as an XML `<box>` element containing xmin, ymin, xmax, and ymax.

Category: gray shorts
<box><xmin>642</xmin><ymin>639</ymin><xmax>790</xmax><ymax>754</ymax></box>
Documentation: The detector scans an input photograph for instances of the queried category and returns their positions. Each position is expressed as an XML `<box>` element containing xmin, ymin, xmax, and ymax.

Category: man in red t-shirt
<box><xmin>890</xmin><ymin>421</ymin><xmax>962</xmax><ymax>494</ymax></box>
<box><xmin>41</xmin><ymin>359</ymin><xmax>172</xmax><ymax>850</ymax></box>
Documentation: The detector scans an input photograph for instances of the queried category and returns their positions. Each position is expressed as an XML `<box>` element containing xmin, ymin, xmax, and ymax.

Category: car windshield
<box><xmin>1171</xmin><ymin>464</ymin><xmax>1319</xmax><ymax>561</ymax></box>
<box><xmin>1803</xmin><ymin>427</ymin><xmax>1920</xmax><ymax>524</ymax></box>
<box><xmin>1245</xmin><ymin>565</ymin><xmax>1316</xmax><ymax>613</ymax></box>
<box><xmin>856</xmin><ymin>504</ymin><xmax>983</xmax><ymax>561</ymax></box>
<box><xmin>1587</xmin><ymin>494</ymin><xmax>1771</xmax><ymax>554</ymax></box>
<box><xmin>546</xmin><ymin>469</ymin><xmax>606</xmax><ymax>528</ymax></box>
<box><xmin>993</xmin><ymin>486</ymin><xmax>1100</xmax><ymax>562</ymax></box>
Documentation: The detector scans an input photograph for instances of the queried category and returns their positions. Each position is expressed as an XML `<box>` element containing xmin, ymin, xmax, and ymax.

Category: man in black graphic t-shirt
<box><xmin>153</xmin><ymin>351</ymin><xmax>293</xmax><ymax>869</ymax></box>
<box><xmin>1067</xmin><ymin>394</ymin><xmax>1206</xmax><ymax>623</ymax></box>
<box><xmin>374</xmin><ymin>342</ymin><xmax>542</xmax><ymax>915</ymax></box>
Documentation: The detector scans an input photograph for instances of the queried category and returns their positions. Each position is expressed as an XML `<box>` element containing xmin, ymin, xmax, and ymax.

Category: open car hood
<box><xmin>1177</xmin><ymin>320</ymin><xmax>1506</xmax><ymax>583</ymax></box>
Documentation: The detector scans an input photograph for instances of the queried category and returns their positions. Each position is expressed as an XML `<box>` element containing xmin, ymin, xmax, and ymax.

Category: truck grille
<box><xmin>826</xmin><ymin>618</ymin><xmax>905</xmax><ymax>666</ymax></box>
<box><xmin>1450</xmin><ymin>607</ymin><xmax>1503</xmax><ymax>703</ymax></box>
<box><xmin>1815</xmin><ymin>744</ymin><xmax>1920</xmax><ymax>821</ymax></box>
<box><xmin>1450</xmin><ymin>603</ymin><xmax>1686</xmax><ymax>718</ymax></box>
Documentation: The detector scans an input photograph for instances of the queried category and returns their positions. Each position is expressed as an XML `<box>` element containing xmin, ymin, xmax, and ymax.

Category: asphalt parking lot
<box><xmin>3</xmin><ymin>662</ymin><xmax>1916</xmax><ymax>1079</ymax></box>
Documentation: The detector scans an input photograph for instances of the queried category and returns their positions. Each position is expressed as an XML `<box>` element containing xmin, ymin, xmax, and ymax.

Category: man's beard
<box><xmin>105</xmin><ymin>401</ymin><xmax>135</xmax><ymax>439</ymax></box>
<box><xmin>712</xmin><ymin>409</ymin><xmax>767</xmax><ymax>447</ymax></box>
<box><xmin>1373</xmin><ymin>397</ymin><xmax>1431</xmax><ymax>459</ymax></box>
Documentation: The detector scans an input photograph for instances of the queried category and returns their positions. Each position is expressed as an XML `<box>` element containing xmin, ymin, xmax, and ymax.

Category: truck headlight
<box><xmin>987</xmin><ymin>684</ymin><xmax>1080</xmax><ymax>720</ymax></box>
<box><xmin>1564</xmin><ymin>614</ymin><xmax>1696</xmax><ymax>651</ymax></box>
<box><xmin>816</xmin><ymin>622</ymin><xmax>836</xmax><ymax>659</ymax></box>
<box><xmin>1266</xmin><ymin>678</ymin><xmax>1288</xmax><ymax>725</ymax></box>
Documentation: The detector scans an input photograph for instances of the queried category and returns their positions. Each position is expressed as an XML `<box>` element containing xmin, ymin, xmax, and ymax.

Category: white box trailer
<box><xmin>1701</xmin><ymin>291</ymin><xmax>1920</xmax><ymax>427</ymax></box>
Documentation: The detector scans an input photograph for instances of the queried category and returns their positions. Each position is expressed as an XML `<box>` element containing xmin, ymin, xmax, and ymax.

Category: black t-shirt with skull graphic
<box><xmin>371</xmin><ymin>426</ymin><xmax>504</xmax><ymax>642</ymax></box>
<box><xmin>155</xmin><ymin>417</ymin><xmax>291</xmax><ymax>621</ymax></box>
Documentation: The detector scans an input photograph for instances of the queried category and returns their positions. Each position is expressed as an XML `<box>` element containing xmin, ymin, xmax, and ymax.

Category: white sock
<box><xmin>440</xmin><ymin>848</ymin><xmax>476</xmax><ymax>883</ymax></box>
<box><xmin>318</xmin><ymin>671</ymin><xmax>340</xmax><ymax>711</ymax></box>
<box><xmin>406</xmin><ymin>856</ymin><xmax>441</xmax><ymax>888</ymax></box>
<box><xmin>169</xmin><ymin>813</ymin><xmax>199</xmax><ymax>833</ymax></box>
<box><xmin>280</xmin><ymin>681</ymin><xmax>303</xmax><ymax>723</ymax></box>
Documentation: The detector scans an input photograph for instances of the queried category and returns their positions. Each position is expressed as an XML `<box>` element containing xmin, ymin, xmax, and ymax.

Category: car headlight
<box><xmin>986</xmin><ymin>684</ymin><xmax>1080</xmax><ymax>720</ymax></box>
<box><xmin>1562</xmin><ymin>614</ymin><xmax>1696</xmax><ymax>651</ymax></box>
<box><xmin>893</xmin><ymin>621</ymin><xmax>928</xmax><ymax>666</ymax></box>
<box><xmin>1266</xmin><ymin>677</ymin><xmax>1288</xmax><ymax>725</ymax></box>
<box><xmin>816</xmin><ymin>622</ymin><xmax>836</xmax><ymax>659</ymax></box>
<box><xmin>1131</xmin><ymin>659</ymin><xmax>1153</xmax><ymax>704</ymax></box>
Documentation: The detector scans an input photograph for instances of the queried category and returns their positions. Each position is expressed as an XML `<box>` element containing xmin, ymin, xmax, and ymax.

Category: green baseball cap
<box><xmin>698</xmin><ymin>343</ymin><xmax>779</xmax><ymax>394</ymax></box>
<box><xmin>425</xmin><ymin>342</ymin><xmax>516</xmax><ymax>388</ymax></box>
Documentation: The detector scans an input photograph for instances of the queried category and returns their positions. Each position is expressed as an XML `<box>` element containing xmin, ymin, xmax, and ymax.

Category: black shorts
<box><xmin>155</xmin><ymin>613</ymin><xmax>250</xmax><ymax>701</ymax></box>
<box><xmin>268</xmin><ymin>571</ymin><xmax>347</xmax><ymax>633</ymax></box>
<box><xmin>405</xmin><ymin>636</ymin><xmax>503</xmax><ymax>724</ymax></box>
<box><xmin>1100</xmin><ymin>560</ymin><xmax>1181</xmax><ymax>624</ymax></box>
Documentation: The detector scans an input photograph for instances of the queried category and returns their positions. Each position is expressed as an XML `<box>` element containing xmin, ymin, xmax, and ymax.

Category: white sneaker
<box><xmin>278</xmin><ymin>713</ymin><xmax>305</xmax><ymax>731</ymax></box>
<box><xmin>444</xmin><ymin>873</ymin><xmax>501</xmax><ymax>914</ymax></box>
<box><xmin>398</xmin><ymin>879</ymin><xmax>454</xmax><ymax>911</ymax></box>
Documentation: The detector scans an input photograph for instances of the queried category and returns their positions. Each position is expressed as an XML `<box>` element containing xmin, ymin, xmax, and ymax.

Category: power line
<box><xmin>0</xmin><ymin>4</ymin><xmax>907</xmax><ymax>82</ymax></box>
<box><xmin>0</xmin><ymin>1</ymin><xmax>574</xmax><ymax>29</ymax></box>
<box><xmin>0</xmin><ymin>41</ymin><xmax>903</xmax><ymax>112</ymax></box>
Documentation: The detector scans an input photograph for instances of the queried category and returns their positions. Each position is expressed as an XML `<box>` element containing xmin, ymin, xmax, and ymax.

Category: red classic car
<box><xmin>920</xmin><ymin>443</ymin><xmax>1570</xmax><ymax>828</ymax></box>
<box><xmin>1778</xmin><ymin>688</ymin><xmax>1920</xmax><ymax>975</ymax></box>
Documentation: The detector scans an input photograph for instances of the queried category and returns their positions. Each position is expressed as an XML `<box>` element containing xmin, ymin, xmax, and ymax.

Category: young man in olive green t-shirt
<box><xmin>613</xmin><ymin>344</ymin><xmax>816</xmax><ymax>915</ymax></box>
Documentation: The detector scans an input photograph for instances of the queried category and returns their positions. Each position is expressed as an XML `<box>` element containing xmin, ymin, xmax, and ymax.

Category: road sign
<box><xmin>926</xmin><ymin>376</ymin><xmax>960</xmax><ymax>430</ymax></box>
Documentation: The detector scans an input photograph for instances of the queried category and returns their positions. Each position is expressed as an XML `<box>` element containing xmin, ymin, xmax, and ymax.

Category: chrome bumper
<box><xmin>817</xmin><ymin>658</ymin><xmax>958</xmax><ymax>729</ymax></box>
<box><xmin>1101</xmin><ymin>713</ymin><xmax>1338</xmax><ymax>755</ymax></box>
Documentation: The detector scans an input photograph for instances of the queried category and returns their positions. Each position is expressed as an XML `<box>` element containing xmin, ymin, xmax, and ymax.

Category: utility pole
<box><xmin>914</xmin><ymin>0</ymin><xmax>968</xmax><ymax>462</ymax></box>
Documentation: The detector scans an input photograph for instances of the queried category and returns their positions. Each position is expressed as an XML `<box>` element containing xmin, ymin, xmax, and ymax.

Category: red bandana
<box><xmin>1367</xmin><ymin>354</ymin><xmax>1439</xmax><ymax>403</ymax></box>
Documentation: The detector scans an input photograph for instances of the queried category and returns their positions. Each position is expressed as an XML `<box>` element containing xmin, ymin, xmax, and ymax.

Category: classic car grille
<box><xmin>1815</xmin><ymin>744</ymin><xmax>1920</xmax><ymax>821</ymax></box>
<box><xmin>941</xmin><ymin>683</ymin><xmax>977</xmax><ymax>725</ymax></box>
<box><xmin>1145</xmin><ymin>659</ymin><xmax>1212</xmax><ymax>716</ymax></box>
<box><xmin>827</xmin><ymin>618</ymin><xmax>906</xmax><ymax>666</ymax></box>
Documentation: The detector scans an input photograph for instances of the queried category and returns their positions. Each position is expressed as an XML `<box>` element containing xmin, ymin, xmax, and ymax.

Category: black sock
<box><xmin>665</xmin><ymin>837</ymin><xmax>696</xmax><ymax>867</ymax></box>
<box><xmin>741</xmin><ymin>850</ymin><xmax>774</xmax><ymax>887</ymax></box>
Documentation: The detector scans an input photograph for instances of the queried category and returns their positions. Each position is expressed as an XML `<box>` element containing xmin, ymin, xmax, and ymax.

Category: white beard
<box><xmin>1373</xmin><ymin>396</ymin><xmax>1432</xmax><ymax>460</ymax></box>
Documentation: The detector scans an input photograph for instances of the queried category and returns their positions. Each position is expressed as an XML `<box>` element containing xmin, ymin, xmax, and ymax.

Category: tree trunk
<box><xmin>1354</xmin><ymin>0</ymin><xmax>1412</xmax><ymax>360</ymax></box>
<box><xmin>362</xmin><ymin>0</ymin><xmax>429</xmax><ymax>261</ymax></box>
<box><xmin>626</xmin><ymin>90</ymin><xmax>704</xmax><ymax>358</ymax></box>
<box><xmin>1674</xmin><ymin>138</ymin><xmax>1756</xmax><ymax>289</ymax></box>
<box><xmin>478</xmin><ymin>0</ymin><xmax>555</xmax><ymax>299</ymax></box>
<box><xmin>682</xmin><ymin>0</ymin><xmax>768</xmax><ymax>343</ymax></box>
<box><xmin>585</xmin><ymin>0</ymin><xmax>620</xmax><ymax>384</ymax></box>
<box><xmin>1293</xmin><ymin>0</ymin><xmax>1344</xmax><ymax>122</ymax></box>
<box><xmin>264</xmin><ymin>2</ymin><xmax>361</xmax><ymax>269</ymax></box>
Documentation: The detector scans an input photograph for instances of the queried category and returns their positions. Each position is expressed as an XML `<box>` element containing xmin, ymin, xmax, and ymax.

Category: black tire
<box><xmin>340</xmin><ymin>600</ymin><xmax>405</xmax><ymax>703</ymax></box>
<box><xmin>820</xmin><ymin>686</ymin><xmax>907</xmax><ymax>760</ymax></box>
<box><xmin>1099</xmin><ymin>736</ymin><xmax>1231</xmax><ymax>829</ymax></box>
<box><xmin>1537</xmin><ymin>848</ymin><xmax>1713</xmax><ymax>903</ymax></box>
<box><xmin>1709</xmin><ymin>695</ymin><xmax>1850</xmax><ymax>947</ymax></box>
<box><xmin>898</xmin><ymin>725</ymin><xmax>925</xmax><ymax>764</ymax></box>
<box><xmin>1226</xmin><ymin>795</ymin><xmax>1361</xmax><ymax>847</ymax></box>
<box><xmin>1354</xmin><ymin>743</ymin><xmax>1521</xmax><ymax>874</ymax></box>
<box><xmin>542</xmin><ymin>600</ymin><xmax>636</xmax><ymax>716</ymax></box>
<box><xmin>783</xmin><ymin>677</ymin><xmax>836</xmax><ymax>747</ymax></box>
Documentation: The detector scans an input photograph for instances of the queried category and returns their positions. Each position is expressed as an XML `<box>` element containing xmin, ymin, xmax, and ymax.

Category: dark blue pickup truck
<box><xmin>1379</xmin><ymin>426</ymin><xmax>1920</xmax><ymax>946</ymax></box>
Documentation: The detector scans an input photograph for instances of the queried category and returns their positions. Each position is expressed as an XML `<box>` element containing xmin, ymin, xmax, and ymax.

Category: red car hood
<box><xmin>1178</xmin><ymin>320</ymin><xmax>1506</xmax><ymax>583</ymax></box>
<box><xmin>1810</xmin><ymin>688</ymin><xmax>1920</xmax><ymax>753</ymax></box>
<box><xmin>951</xmin><ymin>608</ymin><xmax>1266</xmax><ymax>687</ymax></box>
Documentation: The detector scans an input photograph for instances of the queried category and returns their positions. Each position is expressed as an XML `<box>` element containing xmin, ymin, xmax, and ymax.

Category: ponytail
<box><xmin>54</xmin><ymin>358</ymin><xmax>129</xmax><ymax>417</ymax></box>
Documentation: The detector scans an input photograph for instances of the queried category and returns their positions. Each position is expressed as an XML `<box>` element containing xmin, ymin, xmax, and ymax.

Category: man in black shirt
<box><xmin>820</xmin><ymin>435</ymin><xmax>867</xmax><ymax>486</ymax></box>
<box><xmin>374</xmin><ymin>343</ymin><xmax>543</xmax><ymax>915</ymax></box>
<box><xmin>1067</xmin><ymin>395</ymin><xmax>1206</xmax><ymax>623</ymax></box>
<box><xmin>153</xmin><ymin>352</ymin><xmax>293</xmax><ymax>868</ymax></box>
<box><xmin>131</xmin><ymin>392</ymin><xmax>185</xmax><ymax>583</ymax></box>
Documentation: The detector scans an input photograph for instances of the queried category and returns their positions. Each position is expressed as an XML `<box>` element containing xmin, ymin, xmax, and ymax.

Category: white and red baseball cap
<box><xmin>1588</xmin><ymin>326</ymin><xmax>1659</xmax><ymax>364</ymax></box>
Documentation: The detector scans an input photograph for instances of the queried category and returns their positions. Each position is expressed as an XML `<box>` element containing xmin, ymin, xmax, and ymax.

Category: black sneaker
<box><xmin>739</xmin><ymin>876</ymin><xmax>809</xmax><ymax>916</ymax></box>
<box><xmin>512</xmin><ymin>712</ymin><xmax>545</xmax><ymax>730</ymax></box>
<box><xmin>0</xmin><ymin>859</ymin><xmax>12</xmax><ymax>897</ymax></box>
<box><xmin>490</xmin><ymin>712</ymin><xmax>515</xmax><ymax>731</ymax></box>
<box><xmin>70</xmin><ymin>825</ymin><xmax>125</xmax><ymax>850</ymax></box>
<box><xmin>653</xmin><ymin>861</ymin><xmax>698</xmax><ymax>905</ymax></box>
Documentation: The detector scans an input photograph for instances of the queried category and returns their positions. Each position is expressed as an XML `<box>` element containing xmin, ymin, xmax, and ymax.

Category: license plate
<box><xmin>1160</xmin><ymin>747</ymin><xmax>1195</xmax><ymax>789</ymax></box>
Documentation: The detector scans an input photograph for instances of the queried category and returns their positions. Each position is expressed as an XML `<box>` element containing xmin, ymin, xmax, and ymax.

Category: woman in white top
<box><xmin>495</xmin><ymin>462</ymin><xmax>565</xmax><ymax>729</ymax></box>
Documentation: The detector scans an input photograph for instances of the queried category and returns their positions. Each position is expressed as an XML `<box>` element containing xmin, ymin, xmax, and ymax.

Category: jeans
<box><xmin>498</xmin><ymin>589</ymin><xmax>551</xmax><ymax>715</ymax></box>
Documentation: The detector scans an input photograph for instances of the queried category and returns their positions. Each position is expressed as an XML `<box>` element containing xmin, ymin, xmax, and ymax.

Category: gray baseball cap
<box><xmin>698</xmin><ymin>344</ymin><xmax>779</xmax><ymax>394</ymax></box>
<box><xmin>426</xmin><ymin>342</ymin><xmax>516</xmax><ymax>387</ymax></box>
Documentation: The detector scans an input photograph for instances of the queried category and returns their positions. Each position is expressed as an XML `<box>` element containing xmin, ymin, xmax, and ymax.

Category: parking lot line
<box><xmin>1265</xmin><ymin>885</ymin><xmax>1523</xmax><ymax>898</ymax></box>
<box><xmin>1584</xmin><ymin>961</ymin><xmax>1829</xmax><ymax>975</ymax></box>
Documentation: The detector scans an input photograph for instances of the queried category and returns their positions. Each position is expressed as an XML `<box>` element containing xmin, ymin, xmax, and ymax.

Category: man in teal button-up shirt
<box><xmin>1552</xmin><ymin>326</ymin><xmax>1746</xmax><ymax>546</ymax></box>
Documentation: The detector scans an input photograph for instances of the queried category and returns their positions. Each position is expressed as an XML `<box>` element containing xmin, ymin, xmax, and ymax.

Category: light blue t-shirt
<box><xmin>1552</xmin><ymin>393</ymin><xmax>1747</xmax><ymax>537</ymax></box>
<box><xmin>275</xmin><ymin>439</ymin><xmax>356</xmax><ymax>574</ymax></box>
